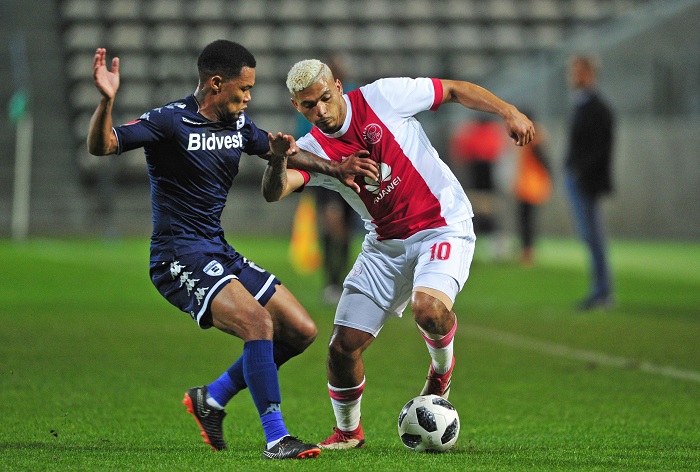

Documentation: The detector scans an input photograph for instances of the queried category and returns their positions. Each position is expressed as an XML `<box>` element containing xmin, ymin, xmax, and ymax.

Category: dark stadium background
<box><xmin>1</xmin><ymin>0</ymin><xmax>698</xmax><ymax>240</ymax></box>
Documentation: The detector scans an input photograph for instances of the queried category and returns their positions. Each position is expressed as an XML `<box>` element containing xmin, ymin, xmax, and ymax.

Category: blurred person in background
<box><xmin>86</xmin><ymin>41</ymin><xmax>375</xmax><ymax>460</ymax></box>
<box><xmin>449</xmin><ymin>115</ymin><xmax>506</xmax><ymax>259</ymax></box>
<box><xmin>564</xmin><ymin>54</ymin><xmax>615</xmax><ymax>311</ymax></box>
<box><xmin>512</xmin><ymin>110</ymin><xmax>552</xmax><ymax>266</ymax></box>
<box><xmin>263</xmin><ymin>59</ymin><xmax>534</xmax><ymax>449</ymax></box>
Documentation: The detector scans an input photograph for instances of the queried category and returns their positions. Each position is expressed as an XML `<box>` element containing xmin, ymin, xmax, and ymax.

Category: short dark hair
<box><xmin>197</xmin><ymin>40</ymin><xmax>256</xmax><ymax>82</ymax></box>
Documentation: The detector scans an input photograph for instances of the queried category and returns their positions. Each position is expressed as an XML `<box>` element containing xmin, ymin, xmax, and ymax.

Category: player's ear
<box><xmin>290</xmin><ymin>97</ymin><xmax>299</xmax><ymax>110</ymax></box>
<box><xmin>210</xmin><ymin>75</ymin><xmax>223</xmax><ymax>93</ymax></box>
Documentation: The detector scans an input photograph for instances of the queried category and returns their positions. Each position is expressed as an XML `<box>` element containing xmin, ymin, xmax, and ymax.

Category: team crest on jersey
<box><xmin>362</xmin><ymin>123</ymin><xmax>382</xmax><ymax>145</ymax></box>
<box><xmin>236</xmin><ymin>113</ymin><xmax>246</xmax><ymax>130</ymax></box>
<box><xmin>348</xmin><ymin>261</ymin><xmax>364</xmax><ymax>278</ymax></box>
<box><xmin>204</xmin><ymin>260</ymin><xmax>224</xmax><ymax>276</ymax></box>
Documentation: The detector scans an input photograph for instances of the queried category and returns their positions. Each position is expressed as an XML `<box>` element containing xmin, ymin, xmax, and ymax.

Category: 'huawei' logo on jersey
<box><xmin>365</xmin><ymin>163</ymin><xmax>402</xmax><ymax>204</ymax></box>
<box><xmin>187</xmin><ymin>131</ymin><xmax>244</xmax><ymax>151</ymax></box>
<box><xmin>362</xmin><ymin>123</ymin><xmax>383</xmax><ymax>145</ymax></box>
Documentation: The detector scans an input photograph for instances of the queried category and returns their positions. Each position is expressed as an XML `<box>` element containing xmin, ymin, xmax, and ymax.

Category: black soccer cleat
<box><xmin>262</xmin><ymin>435</ymin><xmax>321</xmax><ymax>460</ymax></box>
<box><xmin>182</xmin><ymin>386</ymin><xmax>227</xmax><ymax>451</ymax></box>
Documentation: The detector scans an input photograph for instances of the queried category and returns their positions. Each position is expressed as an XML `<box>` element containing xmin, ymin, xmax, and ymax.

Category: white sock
<box><xmin>205</xmin><ymin>394</ymin><xmax>225</xmax><ymax>410</ymax></box>
<box><xmin>328</xmin><ymin>378</ymin><xmax>365</xmax><ymax>431</ymax></box>
<box><xmin>419</xmin><ymin>319</ymin><xmax>457</xmax><ymax>374</ymax></box>
<box><xmin>426</xmin><ymin>341</ymin><xmax>454</xmax><ymax>374</ymax></box>
<box><xmin>331</xmin><ymin>397</ymin><xmax>362</xmax><ymax>432</ymax></box>
<box><xmin>266</xmin><ymin>436</ymin><xmax>284</xmax><ymax>449</ymax></box>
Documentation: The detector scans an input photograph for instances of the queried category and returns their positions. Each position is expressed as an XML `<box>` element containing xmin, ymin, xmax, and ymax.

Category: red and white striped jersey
<box><xmin>297</xmin><ymin>77</ymin><xmax>473</xmax><ymax>240</ymax></box>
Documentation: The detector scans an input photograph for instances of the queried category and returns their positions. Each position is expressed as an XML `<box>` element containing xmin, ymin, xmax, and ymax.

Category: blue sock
<box><xmin>207</xmin><ymin>363</ymin><xmax>245</xmax><ymax>408</ymax></box>
<box><xmin>207</xmin><ymin>341</ymin><xmax>301</xmax><ymax>408</ymax></box>
<box><xmin>261</xmin><ymin>411</ymin><xmax>288</xmax><ymax>446</ymax></box>
<box><xmin>242</xmin><ymin>340</ymin><xmax>289</xmax><ymax>443</ymax></box>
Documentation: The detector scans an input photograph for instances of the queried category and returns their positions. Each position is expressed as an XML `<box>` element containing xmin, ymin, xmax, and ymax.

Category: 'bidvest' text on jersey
<box><xmin>187</xmin><ymin>132</ymin><xmax>244</xmax><ymax>151</ymax></box>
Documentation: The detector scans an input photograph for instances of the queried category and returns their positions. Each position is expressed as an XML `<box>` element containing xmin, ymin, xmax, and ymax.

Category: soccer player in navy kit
<box><xmin>87</xmin><ymin>41</ymin><xmax>376</xmax><ymax>460</ymax></box>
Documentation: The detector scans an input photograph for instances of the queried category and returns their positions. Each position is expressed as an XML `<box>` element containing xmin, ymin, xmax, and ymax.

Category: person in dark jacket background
<box><xmin>564</xmin><ymin>54</ymin><xmax>615</xmax><ymax>311</ymax></box>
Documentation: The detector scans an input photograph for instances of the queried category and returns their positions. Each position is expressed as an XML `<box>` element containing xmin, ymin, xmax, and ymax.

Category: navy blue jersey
<box><xmin>113</xmin><ymin>95</ymin><xmax>270</xmax><ymax>260</ymax></box>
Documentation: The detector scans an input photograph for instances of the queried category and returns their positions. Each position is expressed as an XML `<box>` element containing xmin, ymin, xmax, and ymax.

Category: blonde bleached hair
<box><xmin>286</xmin><ymin>59</ymin><xmax>333</xmax><ymax>95</ymax></box>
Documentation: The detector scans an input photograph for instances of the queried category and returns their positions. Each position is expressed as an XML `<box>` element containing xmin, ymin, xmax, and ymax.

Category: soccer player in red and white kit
<box><xmin>263</xmin><ymin>60</ymin><xmax>535</xmax><ymax>449</ymax></box>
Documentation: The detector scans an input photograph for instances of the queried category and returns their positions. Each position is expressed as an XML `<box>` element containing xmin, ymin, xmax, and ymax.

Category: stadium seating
<box><xmin>58</xmin><ymin>0</ymin><xmax>653</xmax><ymax>182</ymax></box>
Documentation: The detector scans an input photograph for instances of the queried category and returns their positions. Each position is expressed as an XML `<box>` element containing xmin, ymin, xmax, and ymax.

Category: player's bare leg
<box><xmin>318</xmin><ymin>325</ymin><xmax>373</xmax><ymax>449</ymax></box>
<box><xmin>267</xmin><ymin>284</ymin><xmax>318</xmax><ymax>353</ymax></box>
<box><xmin>202</xmin><ymin>284</ymin><xmax>318</xmax><ymax>413</ymax></box>
<box><xmin>412</xmin><ymin>289</ymin><xmax>457</xmax><ymax>399</ymax></box>
<box><xmin>184</xmin><ymin>281</ymin><xmax>320</xmax><ymax>458</ymax></box>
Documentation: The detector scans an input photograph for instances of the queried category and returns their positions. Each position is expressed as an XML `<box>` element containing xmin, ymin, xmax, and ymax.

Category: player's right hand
<box><xmin>339</xmin><ymin>150</ymin><xmax>379</xmax><ymax>193</ymax></box>
<box><xmin>93</xmin><ymin>48</ymin><xmax>120</xmax><ymax>99</ymax></box>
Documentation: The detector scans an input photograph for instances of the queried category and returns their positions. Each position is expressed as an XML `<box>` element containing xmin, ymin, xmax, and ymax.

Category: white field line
<box><xmin>463</xmin><ymin>324</ymin><xmax>700</xmax><ymax>383</ymax></box>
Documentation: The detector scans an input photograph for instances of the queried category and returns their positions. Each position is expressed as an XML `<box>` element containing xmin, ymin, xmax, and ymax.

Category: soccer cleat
<box><xmin>182</xmin><ymin>386</ymin><xmax>227</xmax><ymax>451</ymax></box>
<box><xmin>262</xmin><ymin>435</ymin><xmax>321</xmax><ymax>459</ymax></box>
<box><xmin>420</xmin><ymin>357</ymin><xmax>455</xmax><ymax>399</ymax></box>
<box><xmin>318</xmin><ymin>424</ymin><xmax>365</xmax><ymax>450</ymax></box>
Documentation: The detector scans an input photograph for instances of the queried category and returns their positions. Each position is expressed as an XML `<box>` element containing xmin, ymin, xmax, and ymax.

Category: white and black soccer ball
<box><xmin>397</xmin><ymin>394</ymin><xmax>460</xmax><ymax>453</ymax></box>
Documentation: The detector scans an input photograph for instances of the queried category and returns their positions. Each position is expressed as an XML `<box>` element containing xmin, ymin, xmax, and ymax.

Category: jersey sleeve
<box><xmin>113</xmin><ymin>107</ymin><xmax>173</xmax><ymax>155</ymax></box>
<box><xmin>296</xmin><ymin>133</ymin><xmax>327</xmax><ymax>159</ymax></box>
<box><xmin>305</xmin><ymin>171</ymin><xmax>337</xmax><ymax>189</ymax></box>
<box><xmin>294</xmin><ymin>134</ymin><xmax>337</xmax><ymax>190</ymax></box>
<box><xmin>361</xmin><ymin>77</ymin><xmax>443</xmax><ymax>118</ymax></box>
<box><xmin>243</xmin><ymin>116</ymin><xmax>272</xmax><ymax>156</ymax></box>
<box><xmin>291</xmin><ymin>169</ymin><xmax>311</xmax><ymax>193</ymax></box>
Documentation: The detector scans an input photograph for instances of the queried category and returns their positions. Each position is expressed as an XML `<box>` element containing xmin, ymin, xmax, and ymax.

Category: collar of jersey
<box><xmin>189</xmin><ymin>94</ymin><xmax>247</xmax><ymax>127</ymax></box>
<box><xmin>190</xmin><ymin>94</ymin><xmax>217</xmax><ymax>123</ymax></box>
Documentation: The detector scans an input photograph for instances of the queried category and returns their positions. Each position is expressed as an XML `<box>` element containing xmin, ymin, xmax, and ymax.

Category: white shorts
<box><xmin>336</xmin><ymin>220</ymin><xmax>475</xmax><ymax>336</ymax></box>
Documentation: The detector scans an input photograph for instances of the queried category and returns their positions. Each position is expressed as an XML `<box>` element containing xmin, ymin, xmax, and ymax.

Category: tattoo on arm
<box><xmin>262</xmin><ymin>156</ymin><xmax>288</xmax><ymax>201</ymax></box>
<box><xmin>288</xmin><ymin>151</ymin><xmax>338</xmax><ymax>178</ymax></box>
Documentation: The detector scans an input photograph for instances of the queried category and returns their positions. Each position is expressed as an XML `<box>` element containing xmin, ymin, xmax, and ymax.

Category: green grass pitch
<box><xmin>1</xmin><ymin>236</ymin><xmax>698</xmax><ymax>471</ymax></box>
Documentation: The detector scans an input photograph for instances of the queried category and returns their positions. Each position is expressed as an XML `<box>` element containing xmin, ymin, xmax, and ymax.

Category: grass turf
<box><xmin>0</xmin><ymin>236</ymin><xmax>698</xmax><ymax>471</ymax></box>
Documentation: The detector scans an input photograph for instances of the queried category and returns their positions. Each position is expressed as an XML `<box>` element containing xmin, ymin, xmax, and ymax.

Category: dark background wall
<box><xmin>1</xmin><ymin>0</ymin><xmax>698</xmax><ymax>240</ymax></box>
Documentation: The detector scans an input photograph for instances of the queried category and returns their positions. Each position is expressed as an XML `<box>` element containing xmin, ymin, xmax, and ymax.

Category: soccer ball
<box><xmin>397</xmin><ymin>394</ymin><xmax>460</xmax><ymax>453</ymax></box>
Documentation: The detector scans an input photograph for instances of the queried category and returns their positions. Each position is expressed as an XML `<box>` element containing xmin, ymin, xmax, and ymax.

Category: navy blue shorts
<box><xmin>150</xmin><ymin>249</ymin><xmax>281</xmax><ymax>329</ymax></box>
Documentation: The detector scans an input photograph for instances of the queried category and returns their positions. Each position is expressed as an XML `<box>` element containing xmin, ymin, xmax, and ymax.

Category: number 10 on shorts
<box><xmin>429</xmin><ymin>242</ymin><xmax>451</xmax><ymax>261</ymax></box>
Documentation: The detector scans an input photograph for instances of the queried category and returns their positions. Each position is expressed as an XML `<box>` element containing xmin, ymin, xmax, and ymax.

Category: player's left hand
<box><xmin>268</xmin><ymin>132</ymin><xmax>299</xmax><ymax>158</ymax></box>
<box><xmin>338</xmin><ymin>150</ymin><xmax>380</xmax><ymax>193</ymax></box>
<box><xmin>505</xmin><ymin>109</ymin><xmax>536</xmax><ymax>146</ymax></box>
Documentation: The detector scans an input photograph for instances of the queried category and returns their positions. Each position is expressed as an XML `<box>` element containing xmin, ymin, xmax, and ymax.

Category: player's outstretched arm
<box><xmin>288</xmin><ymin>150</ymin><xmax>379</xmax><ymax>193</ymax></box>
<box><xmin>440</xmin><ymin>79</ymin><xmax>535</xmax><ymax>146</ymax></box>
<box><xmin>262</xmin><ymin>155</ymin><xmax>306</xmax><ymax>202</ymax></box>
<box><xmin>87</xmin><ymin>48</ymin><xmax>120</xmax><ymax>156</ymax></box>
<box><xmin>262</xmin><ymin>132</ymin><xmax>306</xmax><ymax>202</ymax></box>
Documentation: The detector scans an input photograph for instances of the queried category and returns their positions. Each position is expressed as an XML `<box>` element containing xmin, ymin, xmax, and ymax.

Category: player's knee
<box><xmin>296</xmin><ymin>319</ymin><xmax>318</xmax><ymax>349</ymax></box>
<box><xmin>275</xmin><ymin>307</ymin><xmax>318</xmax><ymax>350</ymax></box>
<box><xmin>412</xmin><ymin>293</ymin><xmax>450</xmax><ymax>334</ymax></box>
<box><xmin>328</xmin><ymin>336</ymin><xmax>360</xmax><ymax>361</ymax></box>
<box><xmin>244</xmin><ymin>307</ymin><xmax>274</xmax><ymax>339</ymax></box>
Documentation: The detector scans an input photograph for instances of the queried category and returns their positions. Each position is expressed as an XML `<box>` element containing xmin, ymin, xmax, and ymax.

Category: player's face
<box><xmin>217</xmin><ymin>66</ymin><xmax>255</xmax><ymax>123</ymax></box>
<box><xmin>291</xmin><ymin>76</ymin><xmax>345</xmax><ymax>134</ymax></box>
